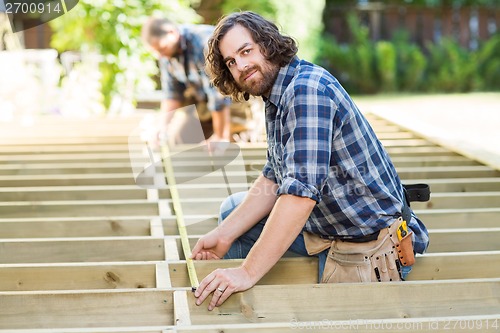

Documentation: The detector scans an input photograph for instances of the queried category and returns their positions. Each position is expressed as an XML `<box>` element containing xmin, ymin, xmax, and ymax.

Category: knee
<box><xmin>218</xmin><ymin>191</ymin><xmax>247</xmax><ymax>224</ymax></box>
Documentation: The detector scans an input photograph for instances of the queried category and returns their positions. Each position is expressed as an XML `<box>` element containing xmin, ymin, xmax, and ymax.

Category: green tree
<box><xmin>221</xmin><ymin>0</ymin><xmax>325</xmax><ymax>62</ymax></box>
<box><xmin>50</xmin><ymin>0</ymin><xmax>200</xmax><ymax>110</ymax></box>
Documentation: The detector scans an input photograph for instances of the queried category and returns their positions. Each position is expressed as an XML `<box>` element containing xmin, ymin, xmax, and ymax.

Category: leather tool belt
<box><xmin>317</xmin><ymin>217</ymin><xmax>412</xmax><ymax>283</ymax></box>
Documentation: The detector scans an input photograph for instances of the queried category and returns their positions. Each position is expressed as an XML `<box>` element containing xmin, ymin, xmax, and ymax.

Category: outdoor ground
<box><xmin>355</xmin><ymin>92</ymin><xmax>500</xmax><ymax>171</ymax></box>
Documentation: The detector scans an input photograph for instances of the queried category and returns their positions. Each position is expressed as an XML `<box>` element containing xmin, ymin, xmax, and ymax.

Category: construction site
<box><xmin>1</xmin><ymin>1</ymin><xmax>500</xmax><ymax>331</ymax></box>
<box><xmin>1</xmin><ymin>93</ymin><xmax>500</xmax><ymax>331</ymax></box>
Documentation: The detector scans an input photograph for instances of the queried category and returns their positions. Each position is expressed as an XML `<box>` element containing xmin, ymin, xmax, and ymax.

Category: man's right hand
<box><xmin>190</xmin><ymin>227</ymin><xmax>233</xmax><ymax>260</ymax></box>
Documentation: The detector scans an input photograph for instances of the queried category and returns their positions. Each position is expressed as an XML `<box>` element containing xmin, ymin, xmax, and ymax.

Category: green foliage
<box><xmin>476</xmin><ymin>34</ymin><xmax>500</xmax><ymax>91</ymax></box>
<box><xmin>221</xmin><ymin>0</ymin><xmax>276</xmax><ymax>18</ymax></box>
<box><xmin>392</xmin><ymin>31</ymin><xmax>426</xmax><ymax>91</ymax></box>
<box><xmin>375</xmin><ymin>41</ymin><xmax>397</xmax><ymax>92</ymax></box>
<box><xmin>317</xmin><ymin>14</ymin><xmax>378</xmax><ymax>94</ymax></box>
<box><xmin>317</xmin><ymin>13</ymin><xmax>500</xmax><ymax>94</ymax></box>
<box><xmin>424</xmin><ymin>38</ymin><xmax>480</xmax><ymax>92</ymax></box>
<box><xmin>221</xmin><ymin>0</ymin><xmax>325</xmax><ymax>62</ymax></box>
<box><xmin>49</xmin><ymin>0</ymin><xmax>200</xmax><ymax>109</ymax></box>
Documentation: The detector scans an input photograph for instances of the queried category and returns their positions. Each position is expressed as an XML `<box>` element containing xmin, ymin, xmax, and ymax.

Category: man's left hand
<box><xmin>194</xmin><ymin>266</ymin><xmax>255</xmax><ymax>311</ymax></box>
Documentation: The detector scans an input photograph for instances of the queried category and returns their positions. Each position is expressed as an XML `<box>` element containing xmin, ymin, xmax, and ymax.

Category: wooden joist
<box><xmin>0</xmin><ymin>279</ymin><xmax>499</xmax><ymax>329</ymax></box>
<box><xmin>1</xmin><ymin>113</ymin><xmax>499</xmax><ymax>332</ymax></box>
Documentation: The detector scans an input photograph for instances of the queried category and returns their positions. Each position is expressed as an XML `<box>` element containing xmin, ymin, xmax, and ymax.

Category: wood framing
<box><xmin>1</xmin><ymin>113</ymin><xmax>499</xmax><ymax>331</ymax></box>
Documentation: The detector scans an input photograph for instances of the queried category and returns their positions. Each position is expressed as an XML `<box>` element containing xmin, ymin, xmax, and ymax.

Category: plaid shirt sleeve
<box><xmin>159</xmin><ymin>57</ymin><xmax>184</xmax><ymax>101</ymax></box>
<box><xmin>275</xmin><ymin>79</ymin><xmax>337</xmax><ymax>203</ymax></box>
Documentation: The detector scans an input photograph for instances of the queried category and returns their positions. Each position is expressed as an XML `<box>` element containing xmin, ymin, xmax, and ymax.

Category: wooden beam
<box><xmin>416</xmin><ymin>208</ymin><xmax>500</xmax><ymax>229</ymax></box>
<box><xmin>0</xmin><ymin>237</ymin><xmax>165</xmax><ymax>263</ymax></box>
<box><xmin>0</xmin><ymin>263</ymin><xmax>157</xmax><ymax>291</ymax></box>
<box><xmin>418</xmin><ymin>178</ymin><xmax>500</xmax><ymax>193</ymax></box>
<box><xmin>2</xmin><ymin>227</ymin><xmax>497</xmax><ymax>264</ymax></box>
<box><xmin>1</xmin><ymin>251</ymin><xmax>499</xmax><ymax>292</ymax></box>
<box><xmin>156</xmin><ymin>262</ymin><xmax>172</xmax><ymax>289</ymax></box>
<box><xmin>0</xmin><ymin>174</ymin><xmax>137</xmax><ymax>187</ymax></box>
<box><xmin>427</xmin><ymin>228</ymin><xmax>500</xmax><ymax>252</ymax></box>
<box><xmin>176</xmin><ymin>315</ymin><xmax>500</xmax><ymax>332</ymax></box>
<box><xmin>1</xmin><ymin>280</ymin><xmax>498</xmax><ymax>328</ymax></box>
<box><xmin>410</xmin><ymin>251</ymin><xmax>500</xmax><ymax>281</ymax></box>
<box><xmin>0</xmin><ymin>200</ymin><xmax>159</xmax><ymax>218</ymax></box>
<box><xmin>0</xmin><ymin>163</ymin><xmax>136</xmax><ymax>175</ymax></box>
<box><xmin>188</xmin><ymin>279</ymin><xmax>500</xmax><ymax>324</ymax></box>
<box><xmin>0</xmin><ymin>185</ymin><xmax>148</xmax><ymax>201</ymax></box>
<box><xmin>411</xmin><ymin>192</ymin><xmax>500</xmax><ymax>210</ymax></box>
<box><xmin>0</xmin><ymin>217</ymin><xmax>153</xmax><ymax>238</ymax></box>
<box><xmin>0</xmin><ymin>289</ymin><xmax>174</xmax><ymax>329</ymax></box>
<box><xmin>174</xmin><ymin>291</ymin><xmax>192</xmax><ymax>326</ymax></box>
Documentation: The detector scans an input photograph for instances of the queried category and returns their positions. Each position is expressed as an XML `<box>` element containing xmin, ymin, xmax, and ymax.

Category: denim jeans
<box><xmin>218</xmin><ymin>191</ymin><xmax>411</xmax><ymax>282</ymax></box>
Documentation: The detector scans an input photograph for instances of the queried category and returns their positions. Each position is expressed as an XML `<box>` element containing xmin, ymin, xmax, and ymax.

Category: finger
<box><xmin>216</xmin><ymin>286</ymin><xmax>233</xmax><ymax>307</ymax></box>
<box><xmin>208</xmin><ymin>283</ymin><xmax>228</xmax><ymax>311</ymax></box>
<box><xmin>197</xmin><ymin>276</ymin><xmax>221</xmax><ymax>307</ymax></box>
<box><xmin>194</xmin><ymin>273</ymin><xmax>216</xmax><ymax>303</ymax></box>
<box><xmin>190</xmin><ymin>240</ymin><xmax>204</xmax><ymax>259</ymax></box>
<box><xmin>215</xmin><ymin>286</ymin><xmax>233</xmax><ymax>306</ymax></box>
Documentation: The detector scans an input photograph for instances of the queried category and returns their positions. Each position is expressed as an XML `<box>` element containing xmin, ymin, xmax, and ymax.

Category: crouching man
<box><xmin>191</xmin><ymin>11</ymin><xmax>429</xmax><ymax>311</ymax></box>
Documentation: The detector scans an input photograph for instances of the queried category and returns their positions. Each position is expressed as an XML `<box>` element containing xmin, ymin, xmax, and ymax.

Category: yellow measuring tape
<box><xmin>60</xmin><ymin>0</ymin><xmax>68</xmax><ymax>13</ymax></box>
<box><xmin>160</xmin><ymin>143</ymin><xmax>199</xmax><ymax>291</ymax></box>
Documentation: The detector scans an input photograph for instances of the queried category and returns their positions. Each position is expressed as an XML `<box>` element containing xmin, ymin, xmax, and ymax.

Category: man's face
<box><xmin>148</xmin><ymin>25</ymin><xmax>180</xmax><ymax>58</ymax></box>
<box><xmin>219</xmin><ymin>24</ymin><xmax>279</xmax><ymax>97</ymax></box>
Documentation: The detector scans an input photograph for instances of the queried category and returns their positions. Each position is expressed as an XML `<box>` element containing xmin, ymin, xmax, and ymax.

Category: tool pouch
<box><xmin>396</xmin><ymin>231</ymin><xmax>415</xmax><ymax>266</ymax></box>
<box><xmin>321</xmin><ymin>230</ymin><xmax>402</xmax><ymax>283</ymax></box>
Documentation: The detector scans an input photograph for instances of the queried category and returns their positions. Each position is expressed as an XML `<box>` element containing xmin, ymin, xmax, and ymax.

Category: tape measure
<box><xmin>161</xmin><ymin>143</ymin><xmax>199</xmax><ymax>291</ymax></box>
<box><xmin>61</xmin><ymin>0</ymin><xmax>68</xmax><ymax>13</ymax></box>
<box><xmin>397</xmin><ymin>219</ymin><xmax>408</xmax><ymax>241</ymax></box>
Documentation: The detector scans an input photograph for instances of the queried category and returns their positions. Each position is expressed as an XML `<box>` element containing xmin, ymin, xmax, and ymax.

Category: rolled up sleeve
<box><xmin>276</xmin><ymin>82</ymin><xmax>336</xmax><ymax>203</ymax></box>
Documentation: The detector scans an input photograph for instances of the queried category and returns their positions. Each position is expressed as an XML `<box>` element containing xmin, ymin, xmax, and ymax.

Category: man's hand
<box><xmin>190</xmin><ymin>228</ymin><xmax>232</xmax><ymax>260</ymax></box>
<box><xmin>194</xmin><ymin>266</ymin><xmax>255</xmax><ymax>311</ymax></box>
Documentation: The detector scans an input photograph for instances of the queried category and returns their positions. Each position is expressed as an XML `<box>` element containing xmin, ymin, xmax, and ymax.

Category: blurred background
<box><xmin>0</xmin><ymin>0</ymin><xmax>499</xmax><ymax>120</ymax></box>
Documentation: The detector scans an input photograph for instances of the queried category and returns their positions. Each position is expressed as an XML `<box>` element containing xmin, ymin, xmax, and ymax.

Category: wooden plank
<box><xmin>0</xmin><ymin>289</ymin><xmax>174</xmax><ymax>329</ymax></box>
<box><xmin>416</xmin><ymin>208</ymin><xmax>500</xmax><ymax>229</ymax></box>
<box><xmin>0</xmin><ymin>186</ymin><xmax>148</xmax><ymax>201</ymax></box>
<box><xmin>156</xmin><ymin>262</ymin><xmax>172</xmax><ymax>289</ymax></box>
<box><xmin>0</xmin><ymin>153</ymin><xmax>137</xmax><ymax>163</ymax></box>
<box><xmin>174</xmin><ymin>291</ymin><xmax>192</xmax><ymax>326</ymax></box>
<box><xmin>167</xmin><ymin>156</ymin><xmax>481</xmax><ymax>174</ymax></box>
<box><xmin>0</xmin><ymin>174</ymin><xmax>137</xmax><ymax>186</ymax></box>
<box><xmin>1</xmin><ymin>280</ymin><xmax>498</xmax><ymax>328</ymax></box>
<box><xmin>0</xmin><ymin>217</ymin><xmax>152</xmax><ymax>238</ymax></box>
<box><xmin>187</xmin><ymin>279</ymin><xmax>500</xmax><ymax>324</ymax></box>
<box><xmin>427</xmin><ymin>228</ymin><xmax>500</xmax><ymax>253</ymax></box>
<box><xmin>397</xmin><ymin>166</ymin><xmax>499</xmax><ymax>179</ymax></box>
<box><xmin>418</xmin><ymin>178</ymin><xmax>500</xmax><ymax>193</ymax></box>
<box><xmin>150</xmin><ymin>218</ymin><xmax>165</xmax><ymax>237</ymax></box>
<box><xmin>0</xmin><ymin>263</ymin><xmax>156</xmax><ymax>291</ymax></box>
<box><xmin>1</xmin><ymin>251</ymin><xmax>499</xmax><ymax>292</ymax></box>
<box><xmin>409</xmin><ymin>251</ymin><xmax>500</xmax><ymax>281</ymax></box>
<box><xmin>0</xmin><ymin>163</ymin><xmax>136</xmax><ymax>175</ymax></box>
<box><xmin>0</xmin><ymin>200</ymin><xmax>159</xmax><ymax>218</ymax></box>
<box><xmin>0</xmin><ymin>144</ymin><xmax>132</xmax><ymax>154</ymax></box>
<box><xmin>171</xmin><ymin>258</ymin><xmax>318</xmax><ymax>288</ymax></box>
<box><xmin>0</xmin><ymin>237</ymin><xmax>165</xmax><ymax>263</ymax></box>
<box><xmin>176</xmin><ymin>316</ymin><xmax>500</xmax><ymax>332</ymax></box>
<box><xmin>411</xmin><ymin>192</ymin><xmax>500</xmax><ymax>210</ymax></box>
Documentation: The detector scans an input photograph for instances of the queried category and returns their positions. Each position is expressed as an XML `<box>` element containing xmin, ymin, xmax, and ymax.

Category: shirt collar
<box><xmin>266</xmin><ymin>56</ymin><xmax>300</xmax><ymax>106</ymax></box>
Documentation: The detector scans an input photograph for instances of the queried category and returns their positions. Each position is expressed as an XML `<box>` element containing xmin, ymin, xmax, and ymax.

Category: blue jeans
<box><xmin>218</xmin><ymin>191</ymin><xmax>411</xmax><ymax>282</ymax></box>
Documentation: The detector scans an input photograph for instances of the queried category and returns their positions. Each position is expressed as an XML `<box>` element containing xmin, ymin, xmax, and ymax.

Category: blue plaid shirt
<box><xmin>262</xmin><ymin>57</ymin><xmax>429</xmax><ymax>254</ymax></box>
<box><xmin>159</xmin><ymin>24</ymin><xmax>230</xmax><ymax>111</ymax></box>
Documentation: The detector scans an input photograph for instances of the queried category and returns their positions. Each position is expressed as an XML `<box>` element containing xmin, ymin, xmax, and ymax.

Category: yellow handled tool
<box><xmin>397</xmin><ymin>220</ymin><xmax>408</xmax><ymax>241</ymax></box>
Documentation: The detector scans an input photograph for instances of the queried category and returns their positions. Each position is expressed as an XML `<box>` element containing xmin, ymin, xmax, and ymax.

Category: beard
<box><xmin>237</xmin><ymin>61</ymin><xmax>280</xmax><ymax>97</ymax></box>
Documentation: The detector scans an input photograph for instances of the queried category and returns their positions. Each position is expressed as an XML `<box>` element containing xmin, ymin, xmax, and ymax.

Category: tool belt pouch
<box><xmin>397</xmin><ymin>231</ymin><xmax>415</xmax><ymax>266</ymax></box>
<box><xmin>321</xmin><ymin>232</ymin><xmax>401</xmax><ymax>283</ymax></box>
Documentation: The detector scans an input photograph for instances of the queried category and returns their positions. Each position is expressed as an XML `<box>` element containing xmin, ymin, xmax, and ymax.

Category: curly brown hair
<box><xmin>206</xmin><ymin>11</ymin><xmax>298</xmax><ymax>101</ymax></box>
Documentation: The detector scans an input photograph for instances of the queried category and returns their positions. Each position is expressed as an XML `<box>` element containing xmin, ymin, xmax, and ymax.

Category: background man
<box><xmin>141</xmin><ymin>17</ymin><xmax>231</xmax><ymax>145</ymax></box>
